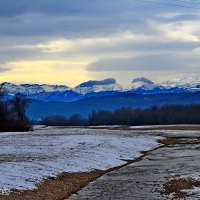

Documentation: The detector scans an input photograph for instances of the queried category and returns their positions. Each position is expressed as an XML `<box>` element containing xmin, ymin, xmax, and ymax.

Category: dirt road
<box><xmin>68</xmin><ymin>133</ymin><xmax>200</xmax><ymax>200</ymax></box>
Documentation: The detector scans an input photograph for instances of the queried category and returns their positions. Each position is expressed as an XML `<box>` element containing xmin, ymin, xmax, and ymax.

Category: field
<box><xmin>0</xmin><ymin>126</ymin><xmax>160</xmax><ymax>193</ymax></box>
<box><xmin>0</xmin><ymin>125</ymin><xmax>200</xmax><ymax>200</ymax></box>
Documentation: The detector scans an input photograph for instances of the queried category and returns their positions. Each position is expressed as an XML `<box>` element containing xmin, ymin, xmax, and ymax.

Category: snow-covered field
<box><xmin>0</xmin><ymin>126</ymin><xmax>161</xmax><ymax>192</ymax></box>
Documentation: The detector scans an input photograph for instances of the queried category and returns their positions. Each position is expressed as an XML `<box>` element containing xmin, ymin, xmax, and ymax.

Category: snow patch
<box><xmin>0</xmin><ymin>127</ymin><xmax>160</xmax><ymax>191</ymax></box>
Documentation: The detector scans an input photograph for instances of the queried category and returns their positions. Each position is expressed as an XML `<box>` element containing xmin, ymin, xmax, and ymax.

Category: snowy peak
<box><xmin>76</xmin><ymin>78</ymin><xmax>117</xmax><ymax>88</ymax></box>
<box><xmin>173</xmin><ymin>74</ymin><xmax>200</xmax><ymax>86</ymax></box>
<box><xmin>129</xmin><ymin>77</ymin><xmax>156</xmax><ymax>90</ymax></box>
<box><xmin>73</xmin><ymin>84</ymin><xmax>123</xmax><ymax>95</ymax></box>
<box><xmin>3</xmin><ymin>82</ymin><xmax>70</xmax><ymax>95</ymax></box>
<box><xmin>132</xmin><ymin>77</ymin><xmax>154</xmax><ymax>85</ymax></box>
<box><xmin>160</xmin><ymin>75</ymin><xmax>200</xmax><ymax>90</ymax></box>
<box><xmin>74</xmin><ymin>78</ymin><xmax>123</xmax><ymax>94</ymax></box>
<box><xmin>1</xmin><ymin>75</ymin><xmax>200</xmax><ymax>102</ymax></box>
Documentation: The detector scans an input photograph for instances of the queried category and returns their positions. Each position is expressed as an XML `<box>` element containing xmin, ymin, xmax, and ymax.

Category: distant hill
<box><xmin>2</xmin><ymin>75</ymin><xmax>200</xmax><ymax>120</ymax></box>
<box><xmin>27</xmin><ymin>92</ymin><xmax>200</xmax><ymax>120</ymax></box>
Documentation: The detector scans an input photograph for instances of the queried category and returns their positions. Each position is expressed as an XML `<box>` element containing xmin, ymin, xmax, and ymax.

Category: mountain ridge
<box><xmin>27</xmin><ymin>91</ymin><xmax>200</xmax><ymax>120</ymax></box>
<box><xmin>2</xmin><ymin>75</ymin><xmax>200</xmax><ymax>102</ymax></box>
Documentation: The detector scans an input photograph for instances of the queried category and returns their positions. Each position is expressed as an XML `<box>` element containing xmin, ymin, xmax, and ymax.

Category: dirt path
<box><xmin>68</xmin><ymin>136</ymin><xmax>200</xmax><ymax>200</ymax></box>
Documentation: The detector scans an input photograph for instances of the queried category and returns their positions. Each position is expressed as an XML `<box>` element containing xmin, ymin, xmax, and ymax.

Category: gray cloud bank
<box><xmin>0</xmin><ymin>0</ymin><xmax>198</xmax><ymax>37</ymax></box>
<box><xmin>1</xmin><ymin>0</ymin><xmax>200</xmax><ymax>78</ymax></box>
<box><xmin>87</xmin><ymin>54</ymin><xmax>200</xmax><ymax>72</ymax></box>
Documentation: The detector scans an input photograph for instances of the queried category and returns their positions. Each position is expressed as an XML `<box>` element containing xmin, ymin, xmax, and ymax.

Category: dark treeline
<box><xmin>88</xmin><ymin>105</ymin><xmax>200</xmax><ymax>126</ymax></box>
<box><xmin>41</xmin><ymin>114</ymin><xmax>87</xmax><ymax>126</ymax></box>
<box><xmin>0</xmin><ymin>84</ymin><xmax>31</xmax><ymax>132</ymax></box>
<box><xmin>41</xmin><ymin>104</ymin><xmax>200</xmax><ymax>126</ymax></box>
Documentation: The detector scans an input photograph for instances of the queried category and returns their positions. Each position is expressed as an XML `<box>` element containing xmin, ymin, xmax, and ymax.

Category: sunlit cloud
<box><xmin>0</xmin><ymin>60</ymin><xmax>91</xmax><ymax>86</ymax></box>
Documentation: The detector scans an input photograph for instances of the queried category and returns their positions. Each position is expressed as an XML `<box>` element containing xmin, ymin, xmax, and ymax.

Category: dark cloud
<box><xmin>91</xmin><ymin>40</ymin><xmax>200</xmax><ymax>54</ymax></box>
<box><xmin>0</xmin><ymin>0</ymin><xmax>83</xmax><ymax>17</ymax></box>
<box><xmin>87</xmin><ymin>54</ymin><xmax>200</xmax><ymax>72</ymax></box>
<box><xmin>0</xmin><ymin>12</ymin><xmax>150</xmax><ymax>38</ymax></box>
<box><xmin>0</xmin><ymin>0</ymin><xmax>166</xmax><ymax>17</ymax></box>
<box><xmin>0</xmin><ymin>0</ymin><xmax>195</xmax><ymax>37</ymax></box>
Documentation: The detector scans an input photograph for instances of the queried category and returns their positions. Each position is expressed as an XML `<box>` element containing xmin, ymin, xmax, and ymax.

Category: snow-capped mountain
<box><xmin>3</xmin><ymin>82</ymin><xmax>70</xmax><ymax>95</ymax></box>
<box><xmin>77</xmin><ymin>78</ymin><xmax>116</xmax><ymax>87</ymax></box>
<box><xmin>73</xmin><ymin>78</ymin><xmax>124</xmax><ymax>94</ymax></box>
<box><xmin>127</xmin><ymin>75</ymin><xmax>200</xmax><ymax>93</ymax></box>
<box><xmin>25</xmin><ymin>90</ymin><xmax>81</xmax><ymax>102</ymax></box>
<box><xmin>1</xmin><ymin>75</ymin><xmax>200</xmax><ymax>102</ymax></box>
<box><xmin>128</xmin><ymin>77</ymin><xmax>157</xmax><ymax>91</ymax></box>
<box><xmin>160</xmin><ymin>75</ymin><xmax>200</xmax><ymax>91</ymax></box>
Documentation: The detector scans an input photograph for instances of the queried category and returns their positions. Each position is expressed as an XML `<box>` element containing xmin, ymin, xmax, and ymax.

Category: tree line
<box><xmin>41</xmin><ymin>104</ymin><xmax>200</xmax><ymax>126</ymax></box>
<box><xmin>0</xmin><ymin>83</ymin><xmax>31</xmax><ymax>132</ymax></box>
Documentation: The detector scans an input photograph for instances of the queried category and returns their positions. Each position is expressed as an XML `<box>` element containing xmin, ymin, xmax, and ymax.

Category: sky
<box><xmin>1</xmin><ymin>0</ymin><xmax>200</xmax><ymax>87</ymax></box>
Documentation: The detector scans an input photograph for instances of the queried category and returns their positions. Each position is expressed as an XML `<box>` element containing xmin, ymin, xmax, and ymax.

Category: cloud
<box><xmin>87</xmin><ymin>53</ymin><xmax>200</xmax><ymax>72</ymax></box>
<box><xmin>0</xmin><ymin>0</ymin><xmax>200</xmax><ymax>84</ymax></box>
<box><xmin>0</xmin><ymin>66</ymin><xmax>11</xmax><ymax>72</ymax></box>
<box><xmin>12</xmin><ymin>31</ymin><xmax>200</xmax><ymax>55</ymax></box>
<box><xmin>153</xmin><ymin>13</ymin><xmax>200</xmax><ymax>23</ymax></box>
<box><xmin>0</xmin><ymin>0</ymin><xmax>166</xmax><ymax>17</ymax></box>
<box><xmin>1</xmin><ymin>0</ymin><xmax>197</xmax><ymax>38</ymax></box>
<box><xmin>1</xmin><ymin>30</ymin><xmax>200</xmax><ymax>74</ymax></box>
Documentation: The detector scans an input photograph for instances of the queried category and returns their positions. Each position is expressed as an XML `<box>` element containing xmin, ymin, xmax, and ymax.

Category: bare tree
<box><xmin>11</xmin><ymin>93</ymin><xmax>29</xmax><ymax>122</ymax></box>
<box><xmin>0</xmin><ymin>83</ymin><xmax>7</xmax><ymax>121</ymax></box>
<box><xmin>0</xmin><ymin>84</ymin><xmax>31</xmax><ymax>132</ymax></box>
<box><xmin>0</xmin><ymin>83</ymin><xmax>5</xmax><ymax>101</ymax></box>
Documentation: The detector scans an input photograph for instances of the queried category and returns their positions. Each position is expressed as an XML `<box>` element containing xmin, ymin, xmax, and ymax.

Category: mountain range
<box><xmin>2</xmin><ymin>75</ymin><xmax>200</xmax><ymax>103</ymax></box>
<box><xmin>2</xmin><ymin>75</ymin><xmax>200</xmax><ymax>120</ymax></box>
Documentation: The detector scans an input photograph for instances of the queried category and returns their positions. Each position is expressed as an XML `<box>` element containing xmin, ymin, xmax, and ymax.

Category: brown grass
<box><xmin>0</xmin><ymin>144</ymin><xmax>162</xmax><ymax>200</ymax></box>
<box><xmin>0</xmin><ymin>170</ymin><xmax>104</xmax><ymax>200</ymax></box>
<box><xmin>157</xmin><ymin>137</ymin><xmax>179</xmax><ymax>145</ymax></box>
<box><xmin>161</xmin><ymin>178</ymin><xmax>200</xmax><ymax>199</ymax></box>
<box><xmin>80</xmin><ymin>125</ymin><xmax>200</xmax><ymax>131</ymax></box>
<box><xmin>131</xmin><ymin>125</ymin><xmax>200</xmax><ymax>131</ymax></box>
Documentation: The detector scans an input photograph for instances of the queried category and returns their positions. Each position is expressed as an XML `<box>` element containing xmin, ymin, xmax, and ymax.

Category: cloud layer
<box><xmin>1</xmin><ymin>0</ymin><xmax>200</xmax><ymax>85</ymax></box>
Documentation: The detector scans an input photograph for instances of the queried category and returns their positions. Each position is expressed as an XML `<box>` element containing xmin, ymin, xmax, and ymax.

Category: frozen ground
<box><xmin>0</xmin><ymin>126</ymin><xmax>160</xmax><ymax>192</ymax></box>
<box><xmin>68</xmin><ymin>136</ymin><xmax>200</xmax><ymax>200</ymax></box>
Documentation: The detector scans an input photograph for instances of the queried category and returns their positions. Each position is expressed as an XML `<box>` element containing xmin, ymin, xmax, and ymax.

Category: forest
<box><xmin>41</xmin><ymin>104</ymin><xmax>200</xmax><ymax>126</ymax></box>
